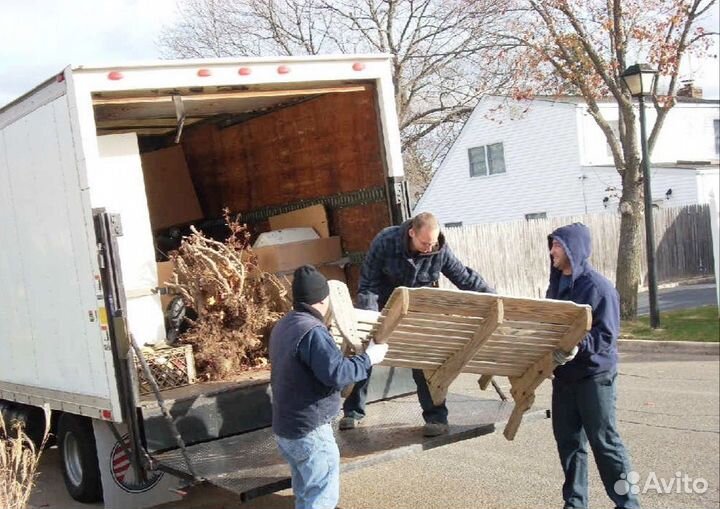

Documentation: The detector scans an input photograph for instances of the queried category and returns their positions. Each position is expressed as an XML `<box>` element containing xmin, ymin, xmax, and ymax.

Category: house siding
<box><xmin>416</xmin><ymin>98</ymin><xmax>583</xmax><ymax>224</ymax></box>
<box><xmin>578</xmin><ymin>166</ymin><xmax>703</xmax><ymax>213</ymax></box>
<box><xmin>581</xmin><ymin>102</ymin><xmax>720</xmax><ymax>166</ymax></box>
<box><xmin>697</xmin><ymin>169</ymin><xmax>720</xmax><ymax>204</ymax></box>
<box><xmin>417</xmin><ymin>96</ymin><xmax>720</xmax><ymax>225</ymax></box>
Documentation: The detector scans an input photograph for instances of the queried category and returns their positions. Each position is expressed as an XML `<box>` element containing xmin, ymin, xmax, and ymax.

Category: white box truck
<box><xmin>0</xmin><ymin>55</ymin><xmax>508</xmax><ymax>508</ymax></box>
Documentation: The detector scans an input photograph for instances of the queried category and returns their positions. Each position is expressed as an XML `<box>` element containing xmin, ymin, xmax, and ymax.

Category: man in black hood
<box><xmin>339</xmin><ymin>212</ymin><xmax>494</xmax><ymax>437</ymax></box>
<box><xmin>547</xmin><ymin>223</ymin><xmax>639</xmax><ymax>509</ymax></box>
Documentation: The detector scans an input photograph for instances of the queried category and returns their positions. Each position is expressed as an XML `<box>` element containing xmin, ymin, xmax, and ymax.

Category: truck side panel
<box><xmin>0</xmin><ymin>91</ymin><xmax>121</xmax><ymax>420</ymax></box>
<box><xmin>0</xmin><ymin>118</ymin><xmax>35</xmax><ymax>388</ymax></box>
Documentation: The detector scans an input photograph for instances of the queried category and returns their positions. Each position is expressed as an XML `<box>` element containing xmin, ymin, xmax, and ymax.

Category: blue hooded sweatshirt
<box><xmin>546</xmin><ymin>223</ymin><xmax>619</xmax><ymax>382</ymax></box>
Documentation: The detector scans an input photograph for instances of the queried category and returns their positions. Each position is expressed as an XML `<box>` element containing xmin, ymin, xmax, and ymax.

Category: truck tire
<box><xmin>1</xmin><ymin>404</ymin><xmax>47</xmax><ymax>449</ymax></box>
<box><xmin>57</xmin><ymin>414</ymin><xmax>103</xmax><ymax>503</ymax></box>
<box><xmin>0</xmin><ymin>400</ymin><xmax>12</xmax><ymax>423</ymax></box>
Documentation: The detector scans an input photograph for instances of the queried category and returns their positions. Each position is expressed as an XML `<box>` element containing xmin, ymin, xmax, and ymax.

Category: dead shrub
<box><xmin>166</xmin><ymin>212</ymin><xmax>290</xmax><ymax>380</ymax></box>
<box><xmin>0</xmin><ymin>411</ymin><xmax>50</xmax><ymax>509</ymax></box>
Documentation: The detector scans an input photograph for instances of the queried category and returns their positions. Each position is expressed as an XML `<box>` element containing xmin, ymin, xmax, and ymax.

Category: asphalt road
<box><xmin>638</xmin><ymin>283</ymin><xmax>717</xmax><ymax>315</ymax></box>
<box><xmin>30</xmin><ymin>352</ymin><xmax>720</xmax><ymax>509</ymax></box>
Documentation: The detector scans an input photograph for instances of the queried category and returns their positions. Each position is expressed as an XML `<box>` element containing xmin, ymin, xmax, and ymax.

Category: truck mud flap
<box><xmin>151</xmin><ymin>392</ymin><xmax>544</xmax><ymax>501</ymax></box>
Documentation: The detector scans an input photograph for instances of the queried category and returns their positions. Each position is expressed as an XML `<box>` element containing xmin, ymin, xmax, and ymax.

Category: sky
<box><xmin>0</xmin><ymin>0</ymin><xmax>718</xmax><ymax>108</ymax></box>
<box><xmin>0</xmin><ymin>0</ymin><xmax>179</xmax><ymax>106</ymax></box>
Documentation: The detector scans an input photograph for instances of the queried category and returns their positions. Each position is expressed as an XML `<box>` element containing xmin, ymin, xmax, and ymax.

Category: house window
<box><xmin>606</xmin><ymin>120</ymin><xmax>620</xmax><ymax>157</ymax></box>
<box><xmin>525</xmin><ymin>212</ymin><xmax>547</xmax><ymax>221</ymax></box>
<box><xmin>714</xmin><ymin>119</ymin><xmax>719</xmax><ymax>156</ymax></box>
<box><xmin>468</xmin><ymin>143</ymin><xmax>506</xmax><ymax>177</ymax></box>
<box><xmin>444</xmin><ymin>221</ymin><xmax>463</xmax><ymax>228</ymax></box>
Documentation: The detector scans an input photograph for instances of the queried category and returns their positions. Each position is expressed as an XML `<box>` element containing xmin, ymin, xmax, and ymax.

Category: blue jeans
<box><xmin>274</xmin><ymin>424</ymin><xmax>340</xmax><ymax>509</ymax></box>
<box><xmin>552</xmin><ymin>371</ymin><xmax>640</xmax><ymax>509</ymax></box>
<box><xmin>342</xmin><ymin>367</ymin><xmax>448</xmax><ymax>424</ymax></box>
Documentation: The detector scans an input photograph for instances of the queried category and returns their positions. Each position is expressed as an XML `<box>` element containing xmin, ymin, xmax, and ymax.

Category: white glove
<box><xmin>552</xmin><ymin>345</ymin><xmax>579</xmax><ymax>367</ymax></box>
<box><xmin>364</xmin><ymin>340</ymin><xmax>389</xmax><ymax>365</ymax></box>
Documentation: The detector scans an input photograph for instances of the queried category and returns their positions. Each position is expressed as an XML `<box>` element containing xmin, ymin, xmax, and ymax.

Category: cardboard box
<box><xmin>279</xmin><ymin>263</ymin><xmax>348</xmax><ymax>299</ymax></box>
<box><xmin>141</xmin><ymin>145</ymin><xmax>204</xmax><ymax>230</ymax></box>
<box><xmin>156</xmin><ymin>261</ymin><xmax>176</xmax><ymax>310</ymax></box>
<box><xmin>318</xmin><ymin>264</ymin><xmax>347</xmax><ymax>283</ymax></box>
<box><xmin>269</xmin><ymin>204</ymin><xmax>330</xmax><ymax>238</ymax></box>
<box><xmin>252</xmin><ymin>237</ymin><xmax>342</xmax><ymax>274</ymax></box>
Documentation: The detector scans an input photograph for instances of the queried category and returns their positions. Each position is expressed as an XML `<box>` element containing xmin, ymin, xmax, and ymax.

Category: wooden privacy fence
<box><xmin>442</xmin><ymin>205</ymin><xmax>714</xmax><ymax>298</ymax></box>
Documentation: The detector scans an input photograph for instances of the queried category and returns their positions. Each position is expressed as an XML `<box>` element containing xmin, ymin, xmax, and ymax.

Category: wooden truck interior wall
<box><xmin>93</xmin><ymin>85</ymin><xmax>392</xmax><ymax>293</ymax></box>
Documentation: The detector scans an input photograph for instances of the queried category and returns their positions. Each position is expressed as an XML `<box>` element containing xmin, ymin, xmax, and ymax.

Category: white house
<box><xmin>415</xmin><ymin>95</ymin><xmax>720</xmax><ymax>226</ymax></box>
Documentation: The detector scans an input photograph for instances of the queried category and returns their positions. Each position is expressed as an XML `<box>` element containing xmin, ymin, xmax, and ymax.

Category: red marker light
<box><xmin>277</xmin><ymin>65</ymin><xmax>290</xmax><ymax>74</ymax></box>
<box><xmin>56</xmin><ymin>73</ymin><xmax>65</xmax><ymax>83</ymax></box>
<box><xmin>101</xmin><ymin>409</ymin><xmax>113</xmax><ymax>420</ymax></box>
<box><xmin>238</xmin><ymin>67</ymin><xmax>252</xmax><ymax>76</ymax></box>
<box><xmin>352</xmin><ymin>62</ymin><xmax>365</xmax><ymax>71</ymax></box>
<box><xmin>197</xmin><ymin>68</ymin><xmax>212</xmax><ymax>77</ymax></box>
<box><xmin>107</xmin><ymin>71</ymin><xmax>124</xmax><ymax>80</ymax></box>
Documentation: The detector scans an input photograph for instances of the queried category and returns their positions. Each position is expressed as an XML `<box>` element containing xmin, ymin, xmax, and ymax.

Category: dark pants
<box><xmin>552</xmin><ymin>371</ymin><xmax>640</xmax><ymax>509</ymax></box>
<box><xmin>343</xmin><ymin>367</ymin><xmax>448</xmax><ymax>424</ymax></box>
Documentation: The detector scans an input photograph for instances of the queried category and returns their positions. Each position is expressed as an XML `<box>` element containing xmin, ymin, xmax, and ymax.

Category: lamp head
<box><xmin>621</xmin><ymin>63</ymin><xmax>658</xmax><ymax>97</ymax></box>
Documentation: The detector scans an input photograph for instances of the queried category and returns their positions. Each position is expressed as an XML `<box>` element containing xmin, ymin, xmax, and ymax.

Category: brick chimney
<box><xmin>677</xmin><ymin>80</ymin><xmax>703</xmax><ymax>98</ymax></box>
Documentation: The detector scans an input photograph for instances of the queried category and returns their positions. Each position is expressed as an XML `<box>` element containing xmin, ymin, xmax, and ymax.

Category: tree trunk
<box><xmin>615</xmin><ymin>162</ymin><xmax>643</xmax><ymax>319</ymax></box>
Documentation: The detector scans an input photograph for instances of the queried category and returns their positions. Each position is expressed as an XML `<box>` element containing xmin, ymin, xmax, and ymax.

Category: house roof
<box><xmin>527</xmin><ymin>94</ymin><xmax>720</xmax><ymax>105</ymax></box>
<box><xmin>585</xmin><ymin>161</ymin><xmax>719</xmax><ymax>170</ymax></box>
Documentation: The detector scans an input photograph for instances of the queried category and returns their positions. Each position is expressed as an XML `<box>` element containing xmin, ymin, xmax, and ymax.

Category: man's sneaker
<box><xmin>339</xmin><ymin>416</ymin><xmax>357</xmax><ymax>430</ymax></box>
<box><xmin>422</xmin><ymin>422</ymin><xmax>449</xmax><ymax>437</ymax></box>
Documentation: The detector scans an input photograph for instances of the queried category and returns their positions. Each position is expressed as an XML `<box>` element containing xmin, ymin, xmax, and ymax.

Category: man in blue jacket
<box><xmin>547</xmin><ymin>223</ymin><xmax>639</xmax><ymax>509</ymax></box>
<box><xmin>340</xmin><ymin>212</ymin><xmax>494</xmax><ymax>437</ymax></box>
<box><xmin>270</xmin><ymin>265</ymin><xmax>388</xmax><ymax>509</ymax></box>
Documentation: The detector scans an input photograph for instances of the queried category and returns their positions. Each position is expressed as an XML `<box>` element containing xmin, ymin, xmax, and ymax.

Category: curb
<box><xmin>638</xmin><ymin>275</ymin><xmax>716</xmax><ymax>291</ymax></box>
<box><xmin>619</xmin><ymin>339</ymin><xmax>719</xmax><ymax>355</ymax></box>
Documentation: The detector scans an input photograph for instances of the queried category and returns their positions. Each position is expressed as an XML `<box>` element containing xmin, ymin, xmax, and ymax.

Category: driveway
<box><xmin>31</xmin><ymin>352</ymin><xmax>720</xmax><ymax>509</ymax></box>
<box><xmin>638</xmin><ymin>283</ymin><xmax>717</xmax><ymax>315</ymax></box>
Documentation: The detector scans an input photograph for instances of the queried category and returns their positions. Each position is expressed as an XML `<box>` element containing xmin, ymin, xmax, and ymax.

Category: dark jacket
<box><xmin>269</xmin><ymin>304</ymin><xmax>372</xmax><ymax>438</ymax></box>
<box><xmin>357</xmin><ymin>220</ymin><xmax>494</xmax><ymax>311</ymax></box>
<box><xmin>546</xmin><ymin>223</ymin><xmax>619</xmax><ymax>382</ymax></box>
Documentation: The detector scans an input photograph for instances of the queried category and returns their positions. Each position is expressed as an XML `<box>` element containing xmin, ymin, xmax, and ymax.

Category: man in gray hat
<box><xmin>270</xmin><ymin>265</ymin><xmax>388</xmax><ymax>509</ymax></box>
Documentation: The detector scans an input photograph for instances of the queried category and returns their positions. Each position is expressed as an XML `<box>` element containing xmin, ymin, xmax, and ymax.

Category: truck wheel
<box><xmin>57</xmin><ymin>414</ymin><xmax>103</xmax><ymax>503</ymax></box>
<box><xmin>1</xmin><ymin>404</ymin><xmax>47</xmax><ymax>449</ymax></box>
<box><xmin>0</xmin><ymin>400</ymin><xmax>12</xmax><ymax>424</ymax></box>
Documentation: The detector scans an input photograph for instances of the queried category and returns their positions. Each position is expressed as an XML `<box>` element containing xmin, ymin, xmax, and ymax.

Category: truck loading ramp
<box><xmin>152</xmin><ymin>389</ymin><xmax>532</xmax><ymax>501</ymax></box>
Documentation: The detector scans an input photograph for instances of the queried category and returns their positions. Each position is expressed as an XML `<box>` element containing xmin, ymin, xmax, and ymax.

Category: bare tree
<box><xmin>160</xmin><ymin>0</ymin><xmax>511</xmax><ymax>198</ymax></box>
<box><xmin>485</xmin><ymin>0</ymin><xmax>717</xmax><ymax>319</ymax></box>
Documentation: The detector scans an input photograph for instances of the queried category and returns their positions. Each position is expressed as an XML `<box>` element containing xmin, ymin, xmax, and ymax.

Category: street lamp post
<box><xmin>621</xmin><ymin>63</ymin><xmax>660</xmax><ymax>328</ymax></box>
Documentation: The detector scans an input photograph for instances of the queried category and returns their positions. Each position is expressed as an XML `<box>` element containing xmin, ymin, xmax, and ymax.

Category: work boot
<box><xmin>339</xmin><ymin>416</ymin><xmax>357</xmax><ymax>430</ymax></box>
<box><xmin>423</xmin><ymin>422</ymin><xmax>449</xmax><ymax>437</ymax></box>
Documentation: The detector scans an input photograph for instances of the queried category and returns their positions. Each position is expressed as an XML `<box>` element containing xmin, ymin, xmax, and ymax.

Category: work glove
<box><xmin>552</xmin><ymin>345</ymin><xmax>579</xmax><ymax>367</ymax></box>
<box><xmin>364</xmin><ymin>340</ymin><xmax>389</xmax><ymax>365</ymax></box>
